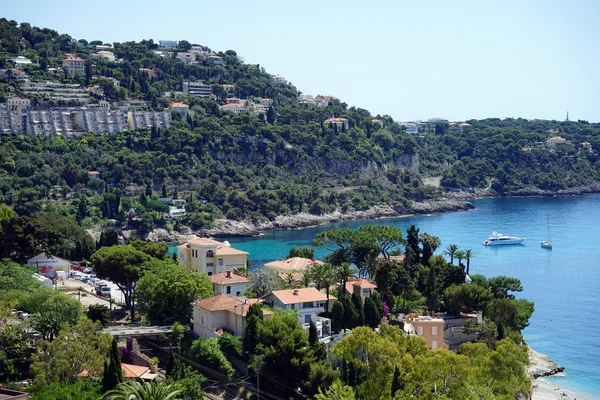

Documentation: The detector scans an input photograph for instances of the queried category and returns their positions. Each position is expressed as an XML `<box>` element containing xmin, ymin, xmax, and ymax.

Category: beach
<box><xmin>529</xmin><ymin>347</ymin><xmax>591</xmax><ymax>400</ymax></box>
<box><xmin>533</xmin><ymin>379</ymin><xmax>590</xmax><ymax>400</ymax></box>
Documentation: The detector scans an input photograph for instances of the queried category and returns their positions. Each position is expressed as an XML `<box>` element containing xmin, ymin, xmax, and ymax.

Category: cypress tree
<box><xmin>364</xmin><ymin>296</ymin><xmax>378</xmax><ymax>328</ymax></box>
<box><xmin>161</xmin><ymin>183</ymin><xmax>168</xmax><ymax>198</ymax></box>
<box><xmin>145</xmin><ymin>182</ymin><xmax>152</xmax><ymax>196</ymax></box>
<box><xmin>166</xmin><ymin>345</ymin><xmax>176</xmax><ymax>376</ymax></box>
<box><xmin>308</xmin><ymin>320</ymin><xmax>318</xmax><ymax>347</ymax></box>
<box><xmin>351</xmin><ymin>292</ymin><xmax>365</xmax><ymax>327</ymax></box>
<box><xmin>331</xmin><ymin>300</ymin><xmax>345</xmax><ymax>332</ymax></box>
<box><xmin>102</xmin><ymin>338</ymin><xmax>123</xmax><ymax>392</ymax></box>
<box><xmin>391</xmin><ymin>366</ymin><xmax>404</xmax><ymax>398</ymax></box>
<box><xmin>341</xmin><ymin>296</ymin><xmax>358</xmax><ymax>330</ymax></box>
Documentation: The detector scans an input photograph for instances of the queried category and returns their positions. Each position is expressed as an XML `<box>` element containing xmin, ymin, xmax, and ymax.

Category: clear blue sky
<box><xmin>4</xmin><ymin>0</ymin><xmax>600</xmax><ymax>122</ymax></box>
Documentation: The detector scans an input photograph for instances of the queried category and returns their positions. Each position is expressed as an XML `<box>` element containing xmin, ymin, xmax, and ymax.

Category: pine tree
<box><xmin>266</xmin><ymin>106</ymin><xmax>275</xmax><ymax>124</ymax></box>
<box><xmin>102</xmin><ymin>338</ymin><xmax>123</xmax><ymax>393</ymax></box>
<box><xmin>161</xmin><ymin>183</ymin><xmax>168</xmax><ymax>198</ymax></box>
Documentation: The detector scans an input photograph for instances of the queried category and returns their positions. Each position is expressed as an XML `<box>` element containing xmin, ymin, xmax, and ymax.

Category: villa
<box><xmin>178</xmin><ymin>238</ymin><xmax>248</xmax><ymax>276</ymax></box>
<box><xmin>210</xmin><ymin>269</ymin><xmax>252</xmax><ymax>296</ymax></box>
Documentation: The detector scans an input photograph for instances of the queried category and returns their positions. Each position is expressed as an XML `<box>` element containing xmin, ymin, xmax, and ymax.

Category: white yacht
<box><xmin>482</xmin><ymin>232</ymin><xmax>525</xmax><ymax>246</ymax></box>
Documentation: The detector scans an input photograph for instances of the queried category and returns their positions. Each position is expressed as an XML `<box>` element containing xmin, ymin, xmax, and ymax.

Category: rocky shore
<box><xmin>528</xmin><ymin>347</ymin><xmax>589</xmax><ymax>400</ymax></box>
<box><xmin>196</xmin><ymin>200</ymin><xmax>474</xmax><ymax>237</ymax></box>
<box><xmin>443</xmin><ymin>183</ymin><xmax>600</xmax><ymax>201</ymax></box>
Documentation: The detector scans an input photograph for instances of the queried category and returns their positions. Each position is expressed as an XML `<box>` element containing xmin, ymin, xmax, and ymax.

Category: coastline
<box><xmin>528</xmin><ymin>347</ymin><xmax>590</xmax><ymax>400</ymax></box>
<box><xmin>442</xmin><ymin>183</ymin><xmax>600</xmax><ymax>201</ymax></box>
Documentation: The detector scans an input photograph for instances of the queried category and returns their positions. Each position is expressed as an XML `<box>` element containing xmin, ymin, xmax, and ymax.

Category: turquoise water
<box><xmin>173</xmin><ymin>195</ymin><xmax>600</xmax><ymax>397</ymax></box>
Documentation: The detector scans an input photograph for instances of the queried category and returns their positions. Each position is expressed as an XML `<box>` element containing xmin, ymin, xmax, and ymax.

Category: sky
<box><xmin>4</xmin><ymin>0</ymin><xmax>600</xmax><ymax>122</ymax></box>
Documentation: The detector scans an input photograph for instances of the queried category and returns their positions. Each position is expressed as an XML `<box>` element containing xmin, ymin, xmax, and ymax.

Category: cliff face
<box><xmin>527</xmin><ymin>347</ymin><xmax>565</xmax><ymax>379</ymax></box>
<box><xmin>197</xmin><ymin>200</ymin><xmax>473</xmax><ymax>237</ymax></box>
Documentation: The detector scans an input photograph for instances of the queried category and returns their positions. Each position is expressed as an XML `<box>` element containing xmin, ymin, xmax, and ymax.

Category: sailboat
<box><xmin>541</xmin><ymin>216</ymin><xmax>552</xmax><ymax>249</ymax></box>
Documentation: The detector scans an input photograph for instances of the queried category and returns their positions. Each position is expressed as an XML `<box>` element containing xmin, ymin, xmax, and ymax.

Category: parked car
<box><xmin>71</xmin><ymin>273</ymin><xmax>82</xmax><ymax>280</ymax></box>
<box><xmin>100</xmin><ymin>286</ymin><xmax>112</xmax><ymax>297</ymax></box>
<box><xmin>83</xmin><ymin>267</ymin><xmax>93</xmax><ymax>274</ymax></box>
<box><xmin>72</xmin><ymin>265</ymin><xmax>86</xmax><ymax>272</ymax></box>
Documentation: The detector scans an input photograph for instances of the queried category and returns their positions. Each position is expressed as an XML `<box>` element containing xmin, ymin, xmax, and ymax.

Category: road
<box><xmin>61</xmin><ymin>273</ymin><xmax>124</xmax><ymax>308</ymax></box>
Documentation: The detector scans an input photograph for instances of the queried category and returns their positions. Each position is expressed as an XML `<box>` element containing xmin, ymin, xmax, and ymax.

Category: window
<box><xmin>417</xmin><ymin>326</ymin><xmax>423</xmax><ymax>335</ymax></box>
<box><xmin>226</xmin><ymin>286</ymin><xmax>231</xmax><ymax>294</ymax></box>
<box><xmin>304</xmin><ymin>315</ymin><xmax>311</xmax><ymax>324</ymax></box>
<box><xmin>206</xmin><ymin>250</ymin><xmax>214</xmax><ymax>258</ymax></box>
<box><xmin>432</xmin><ymin>326</ymin><xmax>438</xmax><ymax>336</ymax></box>
<box><xmin>236</xmin><ymin>291</ymin><xmax>241</xmax><ymax>296</ymax></box>
<box><xmin>432</xmin><ymin>341</ymin><xmax>438</xmax><ymax>350</ymax></box>
<box><xmin>201</xmin><ymin>315</ymin><xmax>204</xmax><ymax>325</ymax></box>
<box><xmin>291</xmin><ymin>304</ymin><xmax>295</xmax><ymax>309</ymax></box>
<box><xmin>207</xmin><ymin>271</ymin><xmax>212</xmax><ymax>276</ymax></box>
<box><xmin>218</xmin><ymin>259</ymin><xmax>223</xmax><ymax>267</ymax></box>
<box><xmin>303</xmin><ymin>302</ymin><xmax>314</xmax><ymax>308</ymax></box>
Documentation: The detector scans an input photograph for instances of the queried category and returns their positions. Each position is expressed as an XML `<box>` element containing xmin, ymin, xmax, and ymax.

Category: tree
<box><xmin>0</xmin><ymin>323</ymin><xmax>31</xmax><ymax>382</ymax></box>
<box><xmin>364</xmin><ymin>296</ymin><xmax>379</xmax><ymax>328</ymax></box>
<box><xmin>464</xmin><ymin>249</ymin><xmax>475</xmax><ymax>275</ymax></box>
<box><xmin>136</xmin><ymin>261</ymin><xmax>212</xmax><ymax>325</ymax></box>
<box><xmin>390</xmin><ymin>366</ymin><xmax>404</xmax><ymax>398</ymax></box>
<box><xmin>254</xmin><ymin>311</ymin><xmax>313</xmax><ymax>397</ymax></box>
<box><xmin>266</xmin><ymin>105</ymin><xmax>276</xmax><ymax>124</ymax></box>
<box><xmin>102</xmin><ymin>338</ymin><xmax>123</xmax><ymax>393</ymax></box>
<box><xmin>351</xmin><ymin>291</ymin><xmax>364</xmax><ymax>327</ymax></box>
<box><xmin>250</xmin><ymin>267</ymin><xmax>281</xmax><ymax>297</ymax></box>
<box><xmin>161</xmin><ymin>183</ymin><xmax>168</xmax><ymax>198</ymax></box>
<box><xmin>87</xmin><ymin>304</ymin><xmax>111</xmax><ymax>327</ymax></box>
<box><xmin>336</xmin><ymin>262</ymin><xmax>357</xmax><ymax>297</ymax></box>
<box><xmin>404</xmin><ymin>225</ymin><xmax>421</xmax><ymax>263</ymax></box>
<box><xmin>31</xmin><ymin>319</ymin><xmax>112</xmax><ymax>385</ymax></box>
<box><xmin>357</xmin><ymin>225</ymin><xmax>405</xmax><ymax>260</ymax></box>
<box><xmin>301</xmin><ymin>269</ymin><xmax>312</xmax><ymax>288</ymax></box>
<box><xmin>91</xmin><ymin>245</ymin><xmax>151</xmax><ymax>320</ymax></box>
<box><xmin>243</xmin><ymin>303</ymin><xmax>264</xmax><ymax>356</ymax></box>
<box><xmin>287</xmin><ymin>245</ymin><xmax>315</xmax><ymax>259</ymax></box>
<box><xmin>331</xmin><ymin>300</ymin><xmax>344</xmax><ymax>332</ymax></box>
<box><xmin>31</xmin><ymin>381</ymin><xmax>102</xmax><ymax>400</ymax></box>
<box><xmin>130</xmin><ymin>240</ymin><xmax>168</xmax><ymax>259</ymax></box>
<box><xmin>487</xmin><ymin>276</ymin><xmax>523</xmax><ymax>299</ymax></box>
<box><xmin>98</xmin><ymin>228</ymin><xmax>120</xmax><ymax>248</ymax></box>
<box><xmin>443</xmin><ymin>244</ymin><xmax>460</xmax><ymax>265</ymax></box>
<box><xmin>316</xmin><ymin>380</ymin><xmax>356</xmax><ymax>400</ymax></box>
<box><xmin>145</xmin><ymin>182</ymin><xmax>152</xmax><ymax>196</ymax></box>
<box><xmin>455</xmin><ymin>250</ymin><xmax>466</xmax><ymax>267</ymax></box>
<box><xmin>102</xmin><ymin>381</ymin><xmax>181</xmax><ymax>400</ymax></box>
<box><xmin>191</xmin><ymin>338</ymin><xmax>234</xmax><ymax>377</ymax></box>
<box><xmin>308</xmin><ymin>320</ymin><xmax>319</xmax><ymax>347</ymax></box>
<box><xmin>21</xmin><ymin>289</ymin><xmax>82</xmax><ymax>341</ymax></box>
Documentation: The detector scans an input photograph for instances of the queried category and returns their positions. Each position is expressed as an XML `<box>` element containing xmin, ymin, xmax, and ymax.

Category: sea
<box><xmin>170</xmin><ymin>195</ymin><xmax>600</xmax><ymax>398</ymax></box>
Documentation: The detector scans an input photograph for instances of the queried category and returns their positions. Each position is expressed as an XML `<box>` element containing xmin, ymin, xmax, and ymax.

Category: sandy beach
<box><xmin>533</xmin><ymin>379</ymin><xmax>591</xmax><ymax>400</ymax></box>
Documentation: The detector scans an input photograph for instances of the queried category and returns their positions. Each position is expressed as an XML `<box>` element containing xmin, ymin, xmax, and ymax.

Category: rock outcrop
<box><xmin>527</xmin><ymin>346</ymin><xmax>565</xmax><ymax>379</ymax></box>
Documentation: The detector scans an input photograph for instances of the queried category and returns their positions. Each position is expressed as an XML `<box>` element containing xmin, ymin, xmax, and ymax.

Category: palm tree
<box><xmin>455</xmin><ymin>250</ymin><xmax>466</xmax><ymax>267</ymax></box>
<box><xmin>336</xmin><ymin>262</ymin><xmax>357</xmax><ymax>297</ymax></box>
<box><xmin>284</xmin><ymin>273</ymin><xmax>298</xmax><ymax>289</ymax></box>
<box><xmin>301</xmin><ymin>269</ymin><xmax>312</xmax><ymax>288</ymax></box>
<box><xmin>464</xmin><ymin>249</ymin><xmax>475</xmax><ymax>275</ymax></box>
<box><xmin>312</xmin><ymin>263</ymin><xmax>335</xmax><ymax>313</ymax></box>
<box><xmin>443</xmin><ymin>244</ymin><xmax>460</xmax><ymax>265</ymax></box>
<box><xmin>102</xmin><ymin>381</ymin><xmax>181</xmax><ymax>400</ymax></box>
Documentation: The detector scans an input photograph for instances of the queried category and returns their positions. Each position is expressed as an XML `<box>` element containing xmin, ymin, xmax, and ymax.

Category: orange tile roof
<box><xmin>210</xmin><ymin>270</ymin><xmax>251</xmax><ymax>285</ymax></box>
<box><xmin>264</xmin><ymin>257</ymin><xmax>323</xmax><ymax>271</ymax></box>
<box><xmin>277</xmin><ymin>271</ymin><xmax>304</xmax><ymax>282</ymax></box>
<box><xmin>377</xmin><ymin>254</ymin><xmax>405</xmax><ymax>263</ymax></box>
<box><xmin>194</xmin><ymin>294</ymin><xmax>272</xmax><ymax>317</ymax></box>
<box><xmin>122</xmin><ymin>363</ymin><xmax>150</xmax><ymax>378</ymax></box>
<box><xmin>270</xmin><ymin>287</ymin><xmax>329</xmax><ymax>304</ymax></box>
<box><xmin>63</xmin><ymin>57</ymin><xmax>84</xmax><ymax>62</ymax></box>
<box><xmin>88</xmin><ymin>170</ymin><xmax>100</xmax><ymax>175</ymax></box>
<box><xmin>170</xmin><ymin>102</ymin><xmax>189</xmax><ymax>108</ymax></box>
<box><xmin>183</xmin><ymin>238</ymin><xmax>248</xmax><ymax>255</ymax></box>
<box><xmin>345</xmin><ymin>278</ymin><xmax>377</xmax><ymax>294</ymax></box>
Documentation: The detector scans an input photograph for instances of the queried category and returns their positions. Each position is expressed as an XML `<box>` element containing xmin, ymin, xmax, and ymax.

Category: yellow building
<box><xmin>178</xmin><ymin>238</ymin><xmax>248</xmax><ymax>276</ymax></box>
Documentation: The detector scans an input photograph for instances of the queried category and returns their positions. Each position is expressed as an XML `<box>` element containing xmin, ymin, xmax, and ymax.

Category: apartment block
<box><xmin>0</xmin><ymin>105</ymin><xmax>25</xmax><ymax>134</ymax></box>
<box><xmin>73</xmin><ymin>110</ymin><xmax>127</xmax><ymax>134</ymax></box>
<box><xmin>182</xmin><ymin>81</ymin><xmax>211</xmax><ymax>98</ymax></box>
<box><xmin>127</xmin><ymin>110</ymin><xmax>171</xmax><ymax>129</ymax></box>
<box><xmin>20</xmin><ymin>82</ymin><xmax>92</xmax><ymax>103</ymax></box>
<box><xmin>27</xmin><ymin>110</ymin><xmax>75</xmax><ymax>136</ymax></box>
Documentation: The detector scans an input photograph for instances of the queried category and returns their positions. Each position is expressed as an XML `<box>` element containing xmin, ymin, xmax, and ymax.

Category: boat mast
<box><xmin>548</xmin><ymin>216</ymin><xmax>551</xmax><ymax>242</ymax></box>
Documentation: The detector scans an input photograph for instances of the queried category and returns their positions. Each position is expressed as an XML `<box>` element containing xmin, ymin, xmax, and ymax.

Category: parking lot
<box><xmin>62</xmin><ymin>272</ymin><xmax>125</xmax><ymax>307</ymax></box>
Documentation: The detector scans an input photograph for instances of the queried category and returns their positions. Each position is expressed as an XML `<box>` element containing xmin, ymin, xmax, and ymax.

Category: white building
<box><xmin>182</xmin><ymin>81</ymin><xmax>211</xmax><ymax>98</ymax></box>
<box><xmin>177</xmin><ymin>52</ymin><xmax>198</xmax><ymax>64</ymax></box>
<box><xmin>73</xmin><ymin>110</ymin><xmax>127</xmax><ymax>134</ymax></box>
<box><xmin>271</xmin><ymin>74</ymin><xmax>287</xmax><ymax>84</ymax></box>
<box><xmin>163</xmin><ymin>206</ymin><xmax>186</xmax><ymax>219</ymax></box>
<box><xmin>193</xmin><ymin>294</ymin><xmax>273</xmax><ymax>339</ymax></box>
<box><xmin>127</xmin><ymin>110</ymin><xmax>171</xmax><ymax>129</ymax></box>
<box><xmin>90</xmin><ymin>51</ymin><xmax>116</xmax><ymax>62</ymax></box>
<box><xmin>8</xmin><ymin>56</ymin><xmax>33</xmax><ymax>67</ymax></box>
<box><xmin>20</xmin><ymin>81</ymin><xmax>92</xmax><ymax>103</ymax></box>
<box><xmin>27</xmin><ymin>252</ymin><xmax>71</xmax><ymax>278</ymax></box>
<box><xmin>266</xmin><ymin>288</ymin><xmax>335</xmax><ymax>325</ymax></box>
<box><xmin>27</xmin><ymin>110</ymin><xmax>75</xmax><ymax>136</ymax></box>
<box><xmin>206</xmin><ymin>55</ymin><xmax>223</xmax><ymax>65</ymax></box>
<box><xmin>159</xmin><ymin>40</ymin><xmax>178</xmax><ymax>49</ymax></box>
<box><xmin>0</xmin><ymin>105</ymin><xmax>25</xmax><ymax>135</ymax></box>
<box><xmin>210</xmin><ymin>270</ymin><xmax>252</xmax><ymax>296</ymax></box>
<box><xmin>62</xmin><ymin>57</ymin><xmax>85</xmax><ymax>75</ymax></box>
<box><xmin>402</xmin><ymin>122</ymin><xmax>419</xmax><ymax>135</ymax></box>
<box><xmin>219</xmin><ymin>103</ymin><xmax>247</xmax><ymax>114</ymax></box>
<box><xmin>169</xmin><ymin>102</ymin><xmax>189</xmax><ymax>117</ymax></box>
<box><xmin>0</xmin><ymin>68</ymin><xmax>28</xmax><ymax>82</ymax></box>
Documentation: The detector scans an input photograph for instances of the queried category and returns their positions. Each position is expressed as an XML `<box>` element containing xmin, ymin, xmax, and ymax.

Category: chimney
<box><xmin>293</xmin><ymin>289</ymin><xmax>299</xmax><ymax>295</ymax></box>
<box><xmin>226</xmin><ymin>270</ymin><xmax>231</xmax><ymax>278</ymax></box>
<box><xmin>233</xmin><ymin>268</ymin><xmax>238</xmax><ymax>276</ymax></box>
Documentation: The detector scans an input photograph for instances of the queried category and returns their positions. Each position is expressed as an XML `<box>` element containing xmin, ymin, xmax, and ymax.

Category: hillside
<box><xmin>1</xmin><ymin>18</ymin><xmax>600</xmax><ymax>239</ymax></box>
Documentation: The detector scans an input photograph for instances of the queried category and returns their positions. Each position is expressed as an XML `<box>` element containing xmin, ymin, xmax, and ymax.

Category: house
<box><xmin>178</xmin><ymin>238</ymin><xmax>248</xmax><ymax>276</ymax></box>
<box><xmin>169</xmin><ymin>102</ymin><xmax>189</xmax><ymax>117</ymax></box>
<box><xmin>219</xmin><ymin>103</ymin><xmax>247</xmax><ymax>114</ymax></box>
<box><xmin>206</xmin><ymin>55</ymin><xmax>223</xmax><ymax>65</ymax></box>
<box><xmin>259</xmin><ymin>98</ymin><xmax>273</xmax><ymax>108</ymax></box>
<box><xmin>177</xmin><ymin>52</ymin><xmax>198</xmax><ymax>64</ymax></box>
<box><xmin>80</xmin><ymin>362</ymin><xmax>157</xmax><ymax>382</ymax></box>
<box><xmin>139</xmin><ymin>68</ymin><xmax>159</xmax><ymax>78</ymax></box>
<box><xmin>264</xmin><ymin>257</ymin><xmax>324</xmax><ymax>282</ymax></box>
<box><xmin>372</xmin><ymin>119</ymin><xmax>384</xmax><ymax>128</ymax></box>
<box><xmin>90</xmin><ymin>51</ymin><xmax>115</xmax><ymax>62</ymax></box>
<box><xmin>193</xmin><ymin>294</ymin><xmax>273</xmax><ymax>339</ymax></box>
<box><xmin>7</xmin><ymin>56</ymin><xmax>33</xmax><ymax>67</ymax></box>
<box><xmin>271</xmin><ymin>74</ymin><xmax>286</xmax><ymax>84</ymax></box>
<box><xmin>210</xmin><ymin>269</ymin><xmax>252</xmax><ymax>296</ymax></box>
<box><xmin>27</xmin><ymin>252</ymin><xmax>71</xmax><ymax>278</ymax></box>
<box><xmin>89</xmin><ymin>171</ymin><xmax>101</xmax><ymax>179</ymax></box>
<box><xmin>62</xmin><ymin>57</ymin><xmax>85</xmax><ymax>75</ymax></box>
<box><xmin>163</xmin><ymin>206</ymin><xmax>186</xmax><ymax>219</ymax></box>
<box><xmin>344</xmin><ymin>278</ymin><xmax>377</xmax><ymax>300</ymax></box>
<box><xmin>0</xmin><ymin>68</ymin><xmax>28</xmax><ymax>82</ymax></box>
<box><xmin>402</xmin><ymin>315</ymin><xmax>448</xmax><ymax>350</ymax></box>
<box><xmin>402</xmin><ymin>122</ymin><xmax>419</xmax><ymax>135</ymax></box>
<box><xmin>314</xmin><ymin>95</ymin><xmax>335</xmax><ymax>107</ymax></box>
<box><xmin>266</xmin><ymin>287</ymin><xmax>335</xmax><ymax>325</ymax></box>
<box><xmin>0</xmin><ymin>388</ymin><xmax>29</xmax><ymax>399</ymax></box>
<box><xmin>159</xmin><ymin>40</ymin><xmax>178</xmax><ymax>49</ymax></box>
<box><xmin>546</xmin><ymin>136</ymin><xmax>568</xmax><ymax>148</ymax></box>
<box><xmin>182</xmin><ymin>81</ymin><xmax>211</xmax><ymax>98</ymax></box>
<box><xmin>324</xmin><ymin>117</ymin><xmax>349</xmax><ymax>131</ymax></box>
<box><xmin>582</xmin><ymin>142</ymin><xmax>593</xmax><ymax>153</ymax></box>
<box><xmin>298</xmin><ymin>100</ymin><xmax>313</xmax><ymax>109</ymax></box>
<box><xmin>224</xmin><ymin>97</ymin><xmax>241</xmax><ymax>105</ymax></box>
